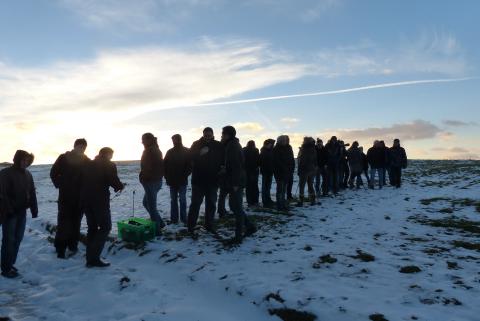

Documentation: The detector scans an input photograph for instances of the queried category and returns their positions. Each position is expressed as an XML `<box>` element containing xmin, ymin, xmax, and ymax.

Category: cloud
<box><xmin>233</xmin><ymin>122</ymin><xmax>264</xmax><ymax>132</ymax></box>
<box><xmin>280</xmin><ymin>117</ymin><xmax>299</xmax><ymax>124</ymax></box>
<box><xmin>443</xmin><ymin>120</ymin><xmax>478</xmax><ymax>127</ymax></box>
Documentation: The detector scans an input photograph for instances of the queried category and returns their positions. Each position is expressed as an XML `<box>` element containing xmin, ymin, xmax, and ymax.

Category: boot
<box><xmin>296</xmin><ymin>196</ymin><xmax>304</xmax><ymax>207</ymax></box>
<box><xmin>309</xmin><ymin>194</ymin><xmax>317</xmax><ymax>206</ymax></box>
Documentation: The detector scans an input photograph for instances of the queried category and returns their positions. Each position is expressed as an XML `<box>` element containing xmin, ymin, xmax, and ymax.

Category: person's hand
<box><xmin>32</xmin><ymin>210</ymin><xmax>38</xmax><ymax>219</ymax></box>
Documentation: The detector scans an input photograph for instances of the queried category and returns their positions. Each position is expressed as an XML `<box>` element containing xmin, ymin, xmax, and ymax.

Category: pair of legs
<box><xmin>261</xmin><ymin>173</ymin><xmax>274</xmax><ymax>207</ymax></box>
<box><xmin>327</xmin><ymin>165</ymin><xmax>339</xmax><ymax>195</ymax></box>
<box><xmin>390</xmin><ymin>166</ymin><xmax>403</xmax><ymax>188</ymax></box>
<box><xmin>369</xmin><ymin>168</ymin><xmax>385</xmax><ymax>189</ymax></box>
<box><xmin>169</xmin><ymin>185</ymin><xmax>187</xmax><ymax>223</ymax></box>
<box><xmin>298</xmin><ymin>173</ymin><xmax>315</xmax><ymax>201</ymax></box>
<box><xmin>1</xmin><ymin>211</ymin><xmax>26</xmax><ymax>276</ymax></box>
<box><xmin>187</xmin><ymin>184</ymin><xmax>218</xmax><ymax>232</ymax></box>
<box><xmin>229</xmin><ymin>188</ymin><xmax>256</xmax><ymax>241</ymax></box>
<box><xmin>315</xmin><ymin>167</ymin><xmax>328</xmax><ymax>196</ymax></box>
<box><xmin>142</xmin><ymin>180</ymin><xmax>165</xmax><ymax>234</ymax></box>
<box><xmin>55</xmin><ymin>198</ymin><xmax>83</xmax><ymax>257</ymax></box>
<box><xmin>348</xmin><ymin>170</ymin><xmax>363</xmax><ymax>188</ymax></box>
<box><xmin>275</xmin><ymin>179</ymin><xmax>288</xmax><ymax>211</ymax></box>
<box><xmin>85</xmin><ymin>206</ymin><xmax>111</xmax><ymax>265</ymax></box>
<box><xmin>245</xmin><ymin>171</ymin><xmax>259</xmax><ymax>206</ymax></box>
<box><xmin>286</xmin><ymin>172</ymin><xmax>294</xmax><ymax>199</ymax></box>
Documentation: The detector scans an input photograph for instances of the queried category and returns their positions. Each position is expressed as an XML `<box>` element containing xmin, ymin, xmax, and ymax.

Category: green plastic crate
<box><xmin>117</xmin><ymin>217</ymin><xmax>155</xmax><ymax>243</ymax></box>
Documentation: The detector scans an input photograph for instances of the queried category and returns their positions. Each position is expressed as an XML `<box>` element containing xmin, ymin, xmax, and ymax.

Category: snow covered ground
<box><xmin>1</xmin><ymin>160</ymin><xmax>479</xmax><ymax>321</ymax></box>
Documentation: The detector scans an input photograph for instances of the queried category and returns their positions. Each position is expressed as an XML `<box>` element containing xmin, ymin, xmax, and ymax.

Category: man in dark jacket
<box><xmin>139</xmin><ymin>133</ymin><xmax>165</xmax><ymax>234</ymax></box>
<box><xmin>243</xmin><ymin>140</ymin><xmax>260</xmax><ymax>207</ymax></box>
<box><xmin>297</xmin><ymin>137</ymin><xmax>318</xmax><ymax>206</ymax></box>
<box><xmin>164</xmin><ymin>134</ymin><xmax>191</xmax><ymax>224</ymax></box>
<box><xmin>273</xmin><ymin>135</ymin><xmax>291</xmax><ymax>211</ymax></box>
<box><xmin>221</xmin><ymin>126</ymin><xmax>256</xmax><ymax>243</ymax></box>
<box><xmin>0</xmin><ymin>150</ymin><xmax>38</xmax><ymax>278</ymax></box>
<box><xmin>347</xmin><ymin>141</ymin><xmax>363</xmax><ymax>188</ymax></box>
<box><xmin>325</xmin><ymin>136</ymin><xmax>341</xmax><ymax>195</ymax></box>
<box><xmin>389</xmin><ymin>139</ymin><xmax>408</xmax><ymax>188</ymax></box>
<box><xmin>82</xmin><ymin>148</ymin><xmax>124</xmax><ymax>268</ymax></box>
<box><xmin>259</xmin><ymin>139</ymin><xmax>275</xmax><ymax>208</ymax></box>
<box><xmin>367</xmin><ymin>141</ymin><xmax>386</xmax><ymax>189</ymax></box>
<box><xmin>285</xmin><ymin>136</ymin><xmax>296</xmax><ymax>201</ymax></box>
<box><xmin>50</xmin><ymin>138</ymin><xmax>90</xmax><ymax>258</ymax></box>
<box><xmin>187</xmin><ymin>127</ymin><xmax>225</xmax><ymax>234</ymax></box>
<box><xmin>315</xmin><ymin>138</ymin><xmax>329</xmax><ymax>196</ymax></box>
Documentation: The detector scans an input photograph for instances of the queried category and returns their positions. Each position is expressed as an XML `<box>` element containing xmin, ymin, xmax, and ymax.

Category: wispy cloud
<box><xmin>443</xmin><ymin>119</ymin><xmax>478</xmax><ymax>127</ymax></box>
<box><xmin>233</xmin><ymin>122</ymin><xmax>265</xmax><ymax>132</ymax></box>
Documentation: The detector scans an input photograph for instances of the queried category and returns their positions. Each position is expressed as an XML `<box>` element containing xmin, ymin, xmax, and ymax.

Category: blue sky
<box><xmin>0</xmin><ymin>0</ymin><xmax>479</xmax><ymax>163</ymax></box>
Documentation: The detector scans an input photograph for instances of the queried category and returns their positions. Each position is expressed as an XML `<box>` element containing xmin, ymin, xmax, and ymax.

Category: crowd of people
<box><xmin>0</xmin><ymin>125</ymin><xmax>407</xmax><ymax>278</ymax></box>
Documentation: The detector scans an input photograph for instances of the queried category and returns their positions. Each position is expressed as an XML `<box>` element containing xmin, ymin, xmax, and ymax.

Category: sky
<box><xmin>0</xmin><ymin>0</ymin><xmax>479</xmax><ymax>163</ymax></box>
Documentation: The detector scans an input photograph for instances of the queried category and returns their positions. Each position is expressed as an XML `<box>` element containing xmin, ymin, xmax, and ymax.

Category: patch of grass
<box><xmin>264</xmin><ymin>292</ymin><xmax>285</xmax><ymax>303</ymax></box>
<box><xmin>269</xmin><ymin>308</ymin><xmax>317</xmax><ymax>321</ymax></box>
<box><xmin>312</xmin><ymin>254</ymin><xmax>337</xmax><ymax>268</ymax></box>
<box><xmin>415</xmin><ymin>217</ymin><xmax>480</xmax><ymax>235</ymax></box>
<box><xmin>399</xmin><ymin>265</ymin><xmax>422</xmax><ymax>273</ymax></box>
<box><xmin>452</xmin><ymin>240</ymin><xmax>480</xmax><ymax>252</ymax></box>
<box><xmin>369</xmin><ymin>314</ymin><xmax>389</xmax><ymax>321</ymax></box>
<box><xmin>438</xmin><ymin>208</ymin><xmax>454</xmax><ymax>214</ymax></box>
<box><xmin>351</xmin><ymin>250</ymin><xmax>375</xmax><ymax>262</ymax></box>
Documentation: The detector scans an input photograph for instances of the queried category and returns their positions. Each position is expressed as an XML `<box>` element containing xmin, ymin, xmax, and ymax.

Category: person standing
<box><xmin>297</xmin><ymin>137</ymin><xmax>318</xmax><ymax>206</ymax></box>
<box><xmin>389</xmin><ymin>139</ymin><xmax>408</xmax><ymax>188</ymax></box>
<box><xmin>367</xmin><ymin>141</ymin><xmax>386</xmax><ymax>189</ymax></box>
<box><xmin>273</xmin><ymin>136</ymin><xmax>291</xmax><ymax>211</ymax></box>
<box><xmin>259</xmin><ymin>139</ymin><xmax>275</xmax><ymax>208</ymax></box>
<box><xmin>187</xmin><ymin>127</ymin><xmax>224</xmax><ymax>234</ymax></box>
<box><xmin>347</xmin><ymin>141</ymin><xmax>364</xmax><ymax>189</ymax></box>
<box><xmin>360</xmin><ymin>146</ymin><xmax>370</xmax><ymax>186</ymax></box>
<box><xmin>50</xmin><ymin>138</ymin><xmax>90</xmax><ymax>258</ymax></box>
<box><xmin>0</xmin><ymin>150</ymin><xmax>38</xmax><ymax>278</ymax></box>
<box><xmin>164</xmin><ymin>134</ymin><xmax>191</xmax><ymax>224</ymax></box>
<box><xmin>315</xmin><ymin>138</ymin><xmax>329</xmax><ymax>196</ymax></box>
<box><xmin>325</xmin><ymin>136</ymin><xmax>341</xmax><ymax>195</ymax></box>
<box><xmin>82</xmin><ymin>148</ymin><xmax>124</xmax><ymax>268</ymax></box>
<box><xmin>139</xmin><ymin>133</ymin><xmax>165</xmax><ymax>234</ymax></box>
<box><xmin>221</xmin><ymin>126</ymin><xmax>256</xmax><ymax>243</ymax></box>
<box><xmin>243</xmin><ymin>140</ymin><xmax>260</xmax><ymax>207</ymax></box>
<box><xmin>285</xmin><ymin>136</ymin><xmax>296</xmax><ymax>201</ymax></box>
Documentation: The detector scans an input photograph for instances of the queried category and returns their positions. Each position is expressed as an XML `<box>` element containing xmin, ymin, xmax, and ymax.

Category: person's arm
<box><xmin>402</xmin><ymin>148</ymin><xmax>408</xmax><ymax>169</ymax></box>
<box><xmin>50</xmin><ymin>155</ymin><xmax>64</xmax><ymax>188</ymax></box>
<box><xmin>108</xmin><ymin>163</ymin><xmax>125</xmax><ymax>192</ymax></box>
<box><xmin>29</xmin><ymin>173</ymin><xmax>38</xmax><ymax>218</ymax></box>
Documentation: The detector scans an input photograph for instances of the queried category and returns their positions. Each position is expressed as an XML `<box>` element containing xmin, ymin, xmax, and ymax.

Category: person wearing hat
<box><xmin>0</xmin><ymin>150</ymin><xmax>38</xmax><ymax>278</ymax></box>
<box><xmin>259</xmin><ymin>139</ymin><xmax>275</xmax><ymax>208</ymax></box>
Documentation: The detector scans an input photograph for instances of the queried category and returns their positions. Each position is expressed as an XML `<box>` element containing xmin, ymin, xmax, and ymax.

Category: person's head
<box><xmin>352</xmin><ymin>141</ymin><xmax>359</xmax><ymax>148</ymax></box>
<box><xmin>221</xmin><ymin>125</ymin><xmax>236</xmax><ymax>143</ymax></box>
<box><xmin>171</xmin><ymin>134</ymin><xmax>182</xmax><ymax>147</ymax></box>
<box><xmin>13</xmin><ymin>150</ymin><xmax>34</xmax><ymax>169</ymax></box>
<box><xmin>316</xmin><ymin>138</ymin><xmax>323</xmax><ymax>147</ymax></box>
<box><xmin>246</xmin><ymin>140</ymin><xmax>256</xmax><ymax>149</ymax></box>
<box><xmin>359</xmin><ymin>146</ymin><xmax>364</xmax><ymax>153</ymax></box>
<box><xmin>98</xmin><ymin>147</ymin><xmax>114</xmax><ymax>161</ymax></box>
<box><xmin>393</xmin><ymin>138</ymin><xmax>400</xmax><ymax>147</ymax></box>
<box><xmin>373</xmin><ymin>140</ymin><xmax>379</xmax><ymax>147</ymax></box>
<box><xmin>276</xmin><ymin>135</ymin><xmax>288</xmax><ymax>146</ymax></box>
<box><xmin>202</xmin><ymin>127</ymin><xmax>214</xmax><ymax>142</ymax></box>
<box><xmin>263</xmin><ymin>139</ymin><xmax>275</xmax><ymax>149</ymax></box>
<box><xmin>73</xmin><ymin>138</ymin><xmax>87</xmax><ymax>154</ymax></box>
<box><xmin>380</xmin><ymin>140</ymin><xmax>386</xmax><ymax>147</ymax></box>
<box><xmin>142</xmin><ymin>133</ymin><xmax>156</xmax><ymax>147</ymax></box>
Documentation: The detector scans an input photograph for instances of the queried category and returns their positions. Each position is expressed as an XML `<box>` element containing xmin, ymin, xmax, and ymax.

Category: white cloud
<box><xmin>233</xmin><ymin>122</ymin><xmax>264</xmax><ymax>132</ymax></box>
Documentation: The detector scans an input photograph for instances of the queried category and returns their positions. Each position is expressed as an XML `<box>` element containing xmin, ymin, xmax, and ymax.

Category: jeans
<box><xmin>188</xmin><ymin>185</ymin><xmax>218</xmax><ymax>231</ymax></box>
<box><xmin>217</xmin><ymin>187</ymin><xmax>229</xmax><ymax>216</ymax></box>
<box><xmin>286</xmin><ymin>172</ymin><xmax>294</xmax><ymax>199</ymax></box>
<box><xmin>315</xmin><ymin>166</ymin><xmax>328</xmax><ymax>195</ymax></box>
<box><xmin>170</xmin><ymin>185</ymin><xmax>187</xmax><ymax>223</ymax></box>
<box><xmin>369</xmin><ymin>168</ymin><xmax>385</xmax><ymax>188</ymax></box>
<box><xmin>261</xmin><ymin>173</ymin><xmax>274</xmax><ymax>206</ymax></box>
<box><xmin>276</xmin><ymin>179</ymin><xmax>288</xmax><ymax>210</ymax></box>
<box><xmin>327</xmin><ymin>165</ymin><xmax>339</xmax><ymax>194</ymax></box>
<box><xmin>1</xmin><ymin>211</ymin><xmax>27</xmax><ymax>273</ymax></box>
<box><xmin>142</xmin><ymin>180</ymin><xmax>165</xmax><ymax>231</ymax></box>
<box><xmin>348</xmin><ymin>170</ymin><xmax>363</xmax><ymax>188</ymax></box>
<box><xmin>245</xmin><ymin>171</ymin><xmax>259</xmax><ymax>206</ymax></box>
<box><xmin>85</xmin><ymin>206</ymin><xmax>111</xmax><ymax>264</ymax></box>
<box><xmin>299</xmin><ymin>174</ymin><xmax>315</xmax><ymax>199</ymax></box>
<box><xmin>229</xmin><ymin>188</ymin><xmax>256</xmax><ymax>240</ymax></box>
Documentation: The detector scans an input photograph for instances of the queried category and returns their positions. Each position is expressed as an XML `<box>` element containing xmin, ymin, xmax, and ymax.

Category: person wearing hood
<box><xmin>347</xmin><ymin>141</ymin><xmax>364</xmax><ymax>189</ymax></box>
<box><xmin>297</xmin><ymin>137</ymin><xmax>318</xmax><ymax>206</ymax></box>
<box><xmin>221</xmin><ymin>126</ymin><xmax>256</xmax><ymax>243</ymax></box>
<box><xmin>164</xmin><ymin>134</ymin><xmax>191</xmax><ymax>224</ymax></box>
<box><xmin>315</xmin><ymin>138</ymin><xmax>329</xmax><ymax>196</ymax></box>
<box><xmin>389</xmin><ymin>139</ymin><xmax>408</xmax><ymax>188</ymax></box>
<box><xmin>0</xmin><ymin>150</ymin><xmax>38</xmax><ymax>278</ymax></box>
<box><xmin>259</xmin><ymin>139</ymin><xmax>275</xmax><ymax>208</ymax></box>
<box><xmin>82</xmin><ymin>147</ymin><xmax>124</xmax><ymax>268</ymax></box>
<box><xmin>139</xmin><ymin>133</ymin><xmax>165</xmax><ymax>234</ymax></box>
<box><xmin>367</xmin><ymin>140</ymin><xmax>386</xmax><ymax>189</ymax></box>
<box><xmin>273</xmin><ymin>135</ymin><xmax>291</xmax><ymax>211</ymax></box>
<box><xmin>285</xmin><ymin>136</ymin><xmax>296</xmax><ymax>201</ymax></box>
<box><xmin>187</xmin><ymin>127</ymin><xmax>225</xmax><ymax>234</ymax></box>
<box><xmin>50</xmin><ymin>138</ymin><xmax>90</xmax><ymax>258</ymax></box>
<box><xmin>243</xmin><ymin>140</ymin><xmax>260</xmax><ymax>207</ymax></box>
<box><xmin>325</xmin><ymin>136</ymin><xmax>341</xmax><ymax>195</ymax></box>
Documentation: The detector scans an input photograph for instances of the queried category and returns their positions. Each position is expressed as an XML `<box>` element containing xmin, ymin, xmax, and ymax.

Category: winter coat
<box><xmin>243</xmin><ymin>146</ymin><xmax>260</xmax><ymax>174</ymax></box>
<box><xmin>316</xmin><ymin>146</ymin><xmax>329</xmax><ymax>167</ymax></box>
<box><xmin>164</xmin><ymin>145</ymin><xmax>191</xmax><ymax>188</ymax></box>
<box><xmin>0</xmin><ymin>165</ymin><xmax>38</xmax><ymax>219</ymax></box>
<box><xmin>298</xmin><ymin>141</ymin><xmax>318</xmax><ymax>177</ymax></box>
<box><xmin>389</xmin><ymin>146</ymin><xmax>408</xmax><ymax>168</ymax></box>
<box><xmin>222</xmin><ymin>137</ymin><xmax>246</xmax><ymax>191</ymax></box>
<box><xmin>325</xmin><ymin>141</ymin><xmax>341</xmax><ymax>167</ymax></box>
<box><xmin>50</xmin><ymin>151</ymin><xmax>90</xmax><ymax>202</ymax></box>
<box><xmin>273</xmin><ymin>145</ymin><xmax>291</xmax><ymax>181</ymax></box>
<box><xmin>82</xmin><ymin>156</ymin><xmax>124</xmax><ymax>212</ymax></box>
<box><xmin>259</xmin><ymin>147</ymin><xmax>274</xmax><ymax>176</ymax></box>
<box><xmin>347</xmin><ymin>147</ymin><xmax>363</xmax><ymax>173</ymax></box>
<box><xmin>367</xmin><ymin>147</ymin><xmax>387</xmax><ymax>169</ymax></box>
<box><xmin>286</xmin><ymin>145</ymin><xmax>295</xmax><ymax>175</ymax></box>
<box><xmin>139</xmin><ymin>144</ymin><xmax>164</xmax><ymax>184</ymax></box>
<box><xmin>190</xmin><ymin>137</ymin><xmax>225</xmax><ymax>187</ymax></box>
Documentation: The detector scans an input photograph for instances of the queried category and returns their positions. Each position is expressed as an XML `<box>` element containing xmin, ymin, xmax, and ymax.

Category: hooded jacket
<box><xmin>389</xmin><ymin>146</ymin><xmax>408</xmax><ymax>168</ymax></box>
<box><xmin>347</xmin><ymin>146</ymin><xmax>363</xmax><ymax>173</ymax></box>
<box><xmin>298</xmin><ymin>139</ymin><xmax>318</xmax><ymax>177</ymax></box>
<box><xmin>139</xmin><ymin>142</ymin><xmax>164</xmax><ymax>184</ymax></box>
<box><xmin>243</xmin><ymin>143</ymin><xmax>260</xmax><ymax>174</ymax></box>
<box><xmin>164</xmin><ymin>144</ymin><xmax>191</xmax><ymax>188</ymax></box>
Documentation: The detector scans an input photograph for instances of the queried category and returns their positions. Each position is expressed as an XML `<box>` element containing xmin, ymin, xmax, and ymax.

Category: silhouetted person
<box><xmin>259</xmin><ymin>139</ymin><xmax>275</xmax><ymax>208</ymax></box>
<box><xmin>273</xmin><ymin>135</ymin><xmax>290</xmax><ymax>211</ymax></box>
<box><xmin>315</xmin><ymin>138</ymin><xmax>328</xmax><ymax>196</ymax></box>
<box><xmin>221</xmin><ymin>126</ymin><xmax>256</xmax><ymax>243</ymax></box>
<box><xmin>389</xmin><ymin>139</ymin><xmax>408</xmax><ymax>188</ymax></box>
<box><xmin>297</xmin><ymin>137</ymin><xmax>317</xmax><ymax>206</ymax></box>
<box><xmin>187</xmin><ymin>127</ymin><xmax>224</xmax><ymax>234</ymax></box>
<box><xmin>82</xmin><ymin>148</ymin><xmax>124</xmax><ymax>268</ymax></box>
<box><xmin>347</xmin><ymin>141</ymin><xmax>363</xmax><ymax>188</ymax></box>
<box><xmin>285</xmin><ymin>136</ymin><xmax>295</xmax><ymax>201</ymax></box>
<box><xmin>243</xmin><ymin>140</ymin><xmax>260</xmax><ymax>207</ymax></box>
<box><xmin>360</xmin><ymin>146</ymin><xmax>370</xmax><ymax>186</ymax></box>
<box><xmin>0</xmin><ymin>150</ymin><xmax>38</xmax><ymax>278</ymax></box>
<box><xmin>140</xmin><ymin>133</ymin><xmax>165</xmax><ymax>234</ymax></box>
<box><xmin>367</xmin><ymin>140</ymin><xmax>386</xmax><ymax>189</ymax></box>
<box><xmin>339</xmin><ymin>141</ymin><xmax>350</xmax><ymax>189</ymax></box>
<box><xmin>50</xmin><ymin>138</ymin><xmax>90</xmax><ymax>258</ymax></box>
<box><xmin>380</xmin><ymin>140</ymin><xmax>389</xmax><ymax>186</ymax></box>
<box><xmin>164</xmin><ymin>134</ymin><xmax>191</xmax><ymax>224</ymax></box>
<box><xmin>325</xmin><ymin>136</ymin><xmax>341</xmax><ymax>195</ymax></box>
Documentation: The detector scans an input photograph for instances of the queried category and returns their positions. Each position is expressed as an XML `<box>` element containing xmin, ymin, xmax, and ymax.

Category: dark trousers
<box><xmin>85</xmin><ymin>206</ymin><xmax>111</xmax><ymax>264</ymax></box>
<box><xmin>170</xmin><ymin>185</ymin><xmax>187</xmax><ymax>223</ymax></box>
<box><xmin>348</xmin><ymin>170</ymin><xmax>363</xmax><ymax>188</ymax></box>
<box><xmin>327</xmin><ymin>165</ymin><xmax>339</xmax><ymax>194</ymax></box>
<box><xmin>299</xmin><ymin>174</ymin><xmax>315</xmax><ymax>198</ymax></box>
<box><xmin>286</xmin><ymin>172</ymin><xmax>294</xmax><ymax>199</ymax></box>
<box><xmin>1</xmin><ymin>211</ymin><xmax>27</xmax><ymax>273</ymax></box>
<box><xmin>245</xmin><ymin>171</ymin><xmax>259</xmax><ymax>206</ymax></box>
<box><xmin>276</xmin><ymin>179</ymin><xmax>288</xmax><ymax>210</ymax></box>
<box><xmin>363</xmin><ymin>169</ymin><xmax>370</xmax><ymax>186</ymax></box>
<box><xmin>188</xmin><ymin>185</ymin><xmax>218</xmax><ymax>231</ymax></box>
<box><xmin>390</xmin><ymin>166</ymin><xmax>402</xmax><ymax>187</ymax></box>
<box><xmin>315</xmin><ymin>166</ymin><xmax>328</xmax><ymax>195</ymax></box>
<box><xmin>217</xmin><ymin>187</ymin><xmax>229</xmax><ymax>216</ymax></box>
<box><xmin>229</xmin><ymin>188</ymin><xmax>255</xmax><ymax>240</ymax></box>
<box><xmin>55</xmin><ymin>198</ymin><xmax>83</xmax><ymax>255</ymax></box>
<box><xmin>261</xmin><ymin>173</ymin><xmax>274</xmax><ymax>206</ymax></box>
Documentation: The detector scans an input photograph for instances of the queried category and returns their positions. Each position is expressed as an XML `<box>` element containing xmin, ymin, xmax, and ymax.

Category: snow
<box><xmin>1</xmin><ymin>160</ymin><xmax>479</xmax><ymax>321</ymax></box>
